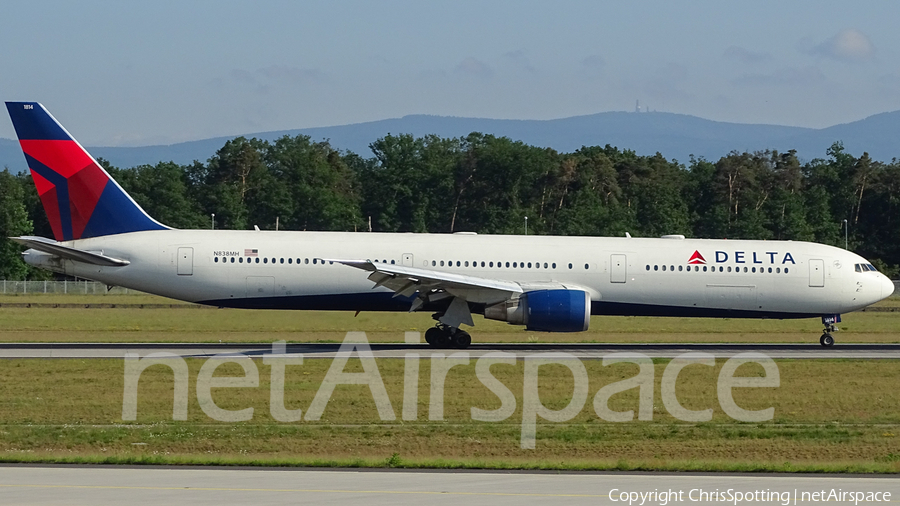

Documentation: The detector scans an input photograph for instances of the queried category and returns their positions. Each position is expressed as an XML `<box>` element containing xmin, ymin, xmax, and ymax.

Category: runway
<box><xmin>0</xmin><ymin>465</ymin><xmax>897</xmax><ymax>505</ymax></box>
<box><xmin>1</xmin><ymin>342</ymin><xmax>900</xmax><ymax>359</ymax></box>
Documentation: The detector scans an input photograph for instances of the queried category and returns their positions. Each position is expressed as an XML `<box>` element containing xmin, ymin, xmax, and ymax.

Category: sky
<box><xmin>2</xmin><ymin>0</ymin><xmax>900</xmax><ymax>146</ymax></box>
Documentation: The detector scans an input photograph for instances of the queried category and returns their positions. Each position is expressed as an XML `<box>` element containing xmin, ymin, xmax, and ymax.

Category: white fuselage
<box><xmin>24</xmin><ymin>230</ymin><xmax>893</xmax><ymax>321</ymax></box>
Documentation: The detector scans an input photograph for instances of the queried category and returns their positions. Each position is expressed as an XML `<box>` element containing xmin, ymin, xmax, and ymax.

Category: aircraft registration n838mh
<box><xmin>6</xmin><ymin>101</ymin><xmax>894</xmax><ymax>348</ymax></box>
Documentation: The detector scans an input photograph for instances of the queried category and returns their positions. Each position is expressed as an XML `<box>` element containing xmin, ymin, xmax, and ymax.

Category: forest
<box><xmin>1</xmin><ymin>132</ymin><xmax>898</xmax><ymax>279</ymax></box>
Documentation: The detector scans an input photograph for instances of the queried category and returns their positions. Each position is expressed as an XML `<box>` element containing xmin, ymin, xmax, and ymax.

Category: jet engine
<box><xmin>484</xmin><ymin>289</ymin><xmax>591</xmax><ymax>332</ymax></box>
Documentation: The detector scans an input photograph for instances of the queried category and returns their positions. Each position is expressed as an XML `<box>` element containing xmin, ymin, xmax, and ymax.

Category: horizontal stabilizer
<box><xmin>11</xmin><ymin>236</ymin><xmax>130</xmax><ymax>267</ymax></box>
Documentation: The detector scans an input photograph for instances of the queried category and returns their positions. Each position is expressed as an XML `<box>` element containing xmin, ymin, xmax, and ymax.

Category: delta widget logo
<box><xmin>688</xmin><ymin>250</ymin><xmax>706</xmax><ymax>264</ymax></box>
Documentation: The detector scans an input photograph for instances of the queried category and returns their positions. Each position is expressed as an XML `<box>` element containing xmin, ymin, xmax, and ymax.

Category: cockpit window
<box><xmin>855</xmin><ymin>264</ymin><xmax>862</xmax><ymax>272</ymax></box>
<box><xmin>867</xmin><ymin>263</ymin><xmax>878</xmax><ymax>272</ymax></box>
<box><xmin>856</xmin><ymin>263</ymin><xmax>879</xmax><ymax>272</ymax></box>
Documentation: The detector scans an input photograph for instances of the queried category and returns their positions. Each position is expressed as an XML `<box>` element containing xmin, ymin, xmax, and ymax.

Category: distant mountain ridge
<box><xmin>2</xmin><ymin>110</ymin><xmax>898</xmax><ymax>172</ymax></box>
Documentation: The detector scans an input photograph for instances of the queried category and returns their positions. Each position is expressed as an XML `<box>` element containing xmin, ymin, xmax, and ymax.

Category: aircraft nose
<box><xmin>882</xmin><ymin>275</ymin><xmax>896</xmax><ymax>299</ymax></box>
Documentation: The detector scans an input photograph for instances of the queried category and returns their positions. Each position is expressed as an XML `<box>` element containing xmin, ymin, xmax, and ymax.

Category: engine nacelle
<box><xmin>484</xmin><ymin>289</ymin><xmax>590</xmax><ymax>332</ymax></box>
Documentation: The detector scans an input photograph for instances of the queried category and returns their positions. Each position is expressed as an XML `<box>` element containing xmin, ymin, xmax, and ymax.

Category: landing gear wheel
<box><xmin>452</xmin><ymin>331</ymin><xmax>472</xmax><ymax>349</ymax></box>
<box><xmin>425</xmin><ymin>325</ymin><xmax>471</xmax><ymax>349</ymax></box>
<box><xmin>426</xmin><ymin>325</ymin><xmax>453</xmax><ymax>348</ymax></box>
<box><xmin>819</xmin><ymin>316</ymin><xmax>839</xmax><ymax>347</ymax></box>
<box><xmin>424</xmin><ymin>327</ymin><xmax>442</xmax><ymax>346</ymax></box>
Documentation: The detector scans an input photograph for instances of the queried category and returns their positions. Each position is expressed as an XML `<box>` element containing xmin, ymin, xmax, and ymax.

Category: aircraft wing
<box><xmin>11</xmin><ymin>236</ymin><xmax>130</xmax><ymax>267</ymax></box>
<box><xmin>329</xmin><ymin>259</ymin><xmax>523</xmax><ymax>310</ymax></box>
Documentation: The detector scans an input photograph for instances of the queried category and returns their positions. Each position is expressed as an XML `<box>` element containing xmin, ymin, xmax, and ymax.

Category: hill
<box><xmin>2</xmin><ymin>110</ymin><xmax>898</xmax><ymax>172</ymax></box>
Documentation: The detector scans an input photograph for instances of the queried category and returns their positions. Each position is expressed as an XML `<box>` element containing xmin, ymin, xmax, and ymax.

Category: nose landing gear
<box><xmin>424</xmin><ymin>324</ymin><xmax>471</xmax><ymax>349</ymax></box>
<box><xmin>820</xmin><ymin>315</ymin><xmax>840</xmax><ymax>347</ymax></box>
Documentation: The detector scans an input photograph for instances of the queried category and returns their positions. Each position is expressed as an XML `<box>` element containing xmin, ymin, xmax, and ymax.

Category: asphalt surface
<box><xmin>1</xmin><ymin>342</ymin><xmax>899</xmax><ymax>359</ymax></box>
<box><xmin>0</xmin><ymin>465</ymin><xmax>897</xmax><ymax>505</ymax></box>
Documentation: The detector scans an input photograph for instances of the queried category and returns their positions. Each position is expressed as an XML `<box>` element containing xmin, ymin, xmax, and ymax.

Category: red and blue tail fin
<box><xmin>5</xmin><ymin>102</ymin><xmax>168</xmax><ymax>241</ymax></box>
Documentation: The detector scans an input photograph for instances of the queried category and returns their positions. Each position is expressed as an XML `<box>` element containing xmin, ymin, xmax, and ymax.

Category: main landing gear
<box><xmin>424</xmin><ymin>324</ymin><xmax>472</xmax><ymax>349</ymax></box>
<box><xmin>819</xmin><ymin>314</ymin><xmax>840</xmax><ymax>347</ymax></box>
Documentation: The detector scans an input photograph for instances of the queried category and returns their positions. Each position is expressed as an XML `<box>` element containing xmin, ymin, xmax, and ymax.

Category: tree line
<box><xmin>1</xmin><ymin>132</ymin><xmax>899</xmax><ymax>279</ymax></box>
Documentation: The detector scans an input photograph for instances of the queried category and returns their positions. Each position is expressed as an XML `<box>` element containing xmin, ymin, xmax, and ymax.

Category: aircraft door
<box><xmin>610</xmin><ymin>254</ymin><xmax>627</xmax><ymax>283</ymax></box>
<box><xmin>402</xmin><ymin>253</ymin><xmax>414</xmax><ymax>267</ymax></box>
<box><xmin>177</xmin><ymin>247</ymin><xmax>193</xmax><ymax>276</ymax></box>
<box><xmin>809</xmin><ymin>259</ymin><xmax>825</xmax><ymax>287</ymax></box>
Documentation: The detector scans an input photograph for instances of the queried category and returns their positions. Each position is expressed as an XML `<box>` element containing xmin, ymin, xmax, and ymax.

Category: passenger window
<box><xmin>568</xmin><ymin>263</ymin><xmax>573</xmax><ymax>269</ymax></box>
<box><xmin>678</xmin><ymin>265</ymin><xmax>683</xmax><ymax>271</ymax></box>
<box><xmin>702</xmin><ymin>266</ymin><xmax>707</xmax><ymax>272</ymax></box>
<box><xmin>552</xmin><ymin>263</ymin><xmax>556</xmax><ymax>269</ymax></box>
<box><xmin>776</xmin><ymin>267</ymin><xmax>781</xmax><ymax>273</ymax></box>
<box><xmin>662</xmin><ymin>265</ymin><xmax>667</xmax><ymax>271</ymax></box>
<box><xmin>646</xmin><ymin>265</ymin><xmax>650</xmax><ymax>271</ymax></box>
<box><xmin>654</xmin><ymin>265</ymin><xmax>658</xmax><ymax>271</ymax></box>
<box><xmin>785</xmin><ymin>267</ymin><xmax>789</xmax><ymax>274</ymax></box>
<box><xmin>527</xmin><ymin>262</ymin><xmax>532</xmax><ymax>268</ymax></box>
<box><xmin>215</xmin><ymin>257</ymin><xmax>219</xmax><ymax>263</ymax></box>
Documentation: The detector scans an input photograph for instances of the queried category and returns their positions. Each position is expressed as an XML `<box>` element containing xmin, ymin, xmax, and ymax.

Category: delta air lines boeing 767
<box><xmin>6</xmin><ymin>102</ymin><xmax>894</xmax><ymax>347</ymax></box>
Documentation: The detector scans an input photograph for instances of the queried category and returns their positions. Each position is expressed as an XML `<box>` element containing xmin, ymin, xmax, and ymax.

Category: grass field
<box><xmin>2</xmin><ymin>293</ymin><xmax>899</xmax><ymax>472</ymax></box>
<box><xmin>0</xmin><ymin>357</ymin><xmax>899</xmax><ymax>472</ymax></box>
<box><xmin>1</xmin><ymin>292</ymin><xmax>900</xmax><ymax>343</ymax></box>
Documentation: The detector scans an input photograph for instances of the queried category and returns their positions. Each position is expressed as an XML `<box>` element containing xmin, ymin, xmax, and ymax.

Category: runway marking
<box><xmin>0</xmin><ymin>483</ymin><xmax>606</xmax><ymax>498</ymax></box>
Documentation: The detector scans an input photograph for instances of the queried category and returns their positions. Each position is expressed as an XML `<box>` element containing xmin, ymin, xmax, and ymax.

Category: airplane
<box><xmin>5</xmin><ymin>101</ymin><xmax>895</xmax><ymax>348</ymax></box>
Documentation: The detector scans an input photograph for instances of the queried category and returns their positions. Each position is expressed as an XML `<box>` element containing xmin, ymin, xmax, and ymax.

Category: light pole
<box><xmin>524</xmin><ymin>216</ymin><xmax>528</xmax><ymax>235</ymax></box>
<box><xmin>211</xmin><ymin>213</ymin><xmax>215</xmax><ymax>230</ymax></box>
<box><xmin>842</xmin><ymin>219</ymin><xmax>848</xmax><ymax>250</ymax></box>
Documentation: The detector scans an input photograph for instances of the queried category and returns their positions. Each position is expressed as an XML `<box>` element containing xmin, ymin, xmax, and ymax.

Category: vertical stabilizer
<box><xmin>5</xmin><ymin>102</ymin><xmax>168</xmax><ymax>240</ymax></box>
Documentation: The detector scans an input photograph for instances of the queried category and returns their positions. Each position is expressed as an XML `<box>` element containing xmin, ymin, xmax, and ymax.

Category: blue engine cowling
<box><xmin>484</xmin><ymin>289</ymin><xmax>591</xmax><ymax>332</ymax></box>
<box><xmin>524</xmin><ymin>289</ymin><xmax>591</xmax><ymax>332</ymax></box>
